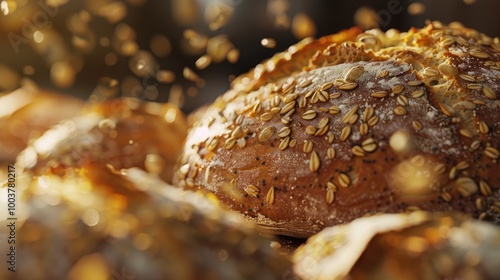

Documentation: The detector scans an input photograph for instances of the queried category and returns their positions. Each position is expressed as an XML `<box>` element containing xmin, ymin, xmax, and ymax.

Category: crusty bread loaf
<box><xmin>1</xmin><ymin>164</ymin><xmax>290</xmax><ymax>280</ymax></box>
<box><xmin>16</xmin><ymin>98</ymin><xmax>188</xmax><ymax>183</ymax></box>
<box><xmin>174</xmin><ymin>21</ymin><xmax>500</xmax><ymax>238</ymax></box>
<box><xmin>0</xmin><ymin>86</ymin><xmax>83</xmax><ymax>163</ymax></box>
<box><xmin>292</xmin><ymin>211</ymin><xmax>500</xmax><ymax>280</ymax></box>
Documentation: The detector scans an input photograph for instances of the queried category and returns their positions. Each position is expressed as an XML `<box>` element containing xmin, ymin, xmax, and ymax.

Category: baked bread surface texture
<box><xmin>175</xmin><ymin>22</ymin><xmax>500</xmax><ymax>238</ymax></box>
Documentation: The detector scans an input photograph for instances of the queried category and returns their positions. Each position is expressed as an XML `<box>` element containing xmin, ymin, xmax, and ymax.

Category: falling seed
<box><xmin>227</xmin><ymin>49</ymin><xmax>239</xmax><ymax>63</ymax></box>
<box><xmin>195</xmin><ymin>55</ymin><xmax>212</xmax><ymax>70</ymax></box>
<box><xmin>261</xmin><ymin>38</ymin><xmax>277</xmax><ymax>48</ymax></box>
<box><xmin>292</xmin><ymin>13</ymin><xmax>316</xmax><ymax>39</ymax></box>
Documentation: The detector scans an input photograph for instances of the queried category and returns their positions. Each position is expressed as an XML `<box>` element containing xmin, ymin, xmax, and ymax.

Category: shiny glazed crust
<box><xmin>175</xmin><ymin>22</ymin><xmax>500</xmax><ymax>238</ymax></box>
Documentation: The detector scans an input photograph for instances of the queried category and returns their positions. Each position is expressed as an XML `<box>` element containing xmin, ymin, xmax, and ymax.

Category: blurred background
<box><xmin>0</xmin><ymin>0</ymin><xmax>499</xmax><ymax>113</ymax></box>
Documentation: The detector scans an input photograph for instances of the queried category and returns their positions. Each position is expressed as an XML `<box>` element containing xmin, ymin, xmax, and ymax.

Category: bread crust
<box><xmin>175</xmin><ymin>22</ymin><xmax>500</xmax><ymax>238</ymax></box>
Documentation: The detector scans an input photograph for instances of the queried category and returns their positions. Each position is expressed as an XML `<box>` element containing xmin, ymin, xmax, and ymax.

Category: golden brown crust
<box><xmin>175</xmin><ymin>22</ymin><xmax>500</xmax><ymax>238</ymax></box>
<box><xmin>16</xmin><ymin>98</ymin><xmax>188</xmax><ymax>183</ymax></box>
<box><xmin>0</xmin><ymin>86</ymin><xmax>83</xmax><ymax>163</ymax></box>
<box><xmin>292</xmin><ymin>212</ymin><xmax>500</xmax><ymax>280</ymax></box>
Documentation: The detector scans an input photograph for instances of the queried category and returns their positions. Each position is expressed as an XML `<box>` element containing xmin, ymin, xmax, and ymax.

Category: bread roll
<box><xmin>0</xmin><ymin>86</ymin><xmax>83</xmax><ymax>163</ymax></box>
<box><xmin>292</xmin><ymin>211</ymin><xmax>500</xmax><ymax>280</ymax></box>
<box><xmin>174</xmin><ymin>21</ymin><xmax>500</xmax><ymax>238</ymax></box>
<box><xmin>0</xmin><ymin>165</ymin><xmax>291</xmax><ymax>280</ymax></box>
<box><xmin>16</xmin><ymin>98</ymin><xmax>188</xmax><ymax>183</ymax></box>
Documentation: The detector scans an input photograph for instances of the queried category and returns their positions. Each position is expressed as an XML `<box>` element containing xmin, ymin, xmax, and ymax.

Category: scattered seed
<box><xmin>299</xmin><ymin>97</ymin><xmax>307</xmax><ymax>108</ymax></box>
<box><xmin>258</xmin><ymin>126</ymin><xmax>276</xmax><ymax>141</ymax></box>
<box><xmin>456</xmin><ymin>177</ymin><xmax>478</xmax><ymax>197</ymax></box>
<box><xmin>411</xmin><ymin>90</ymin><xmax>425</xmax><ymax>98</ymax></box>
<box><xmin>371</xmin><ymin>90</ymin><xmax>388</xmax><ymax>98</ymax></box>
<box><xmin>327</xmin><ymin>132</ymin><xmax>335</xmax><ymax>144</ymax></box>
<box><xmin>305</xmin><ymin>126</ymin><xmax>317</xmax><ymax>135</ymax></box>
<box><xmin>303</xmin><ymin>140</ymin><xmax>313</xmax><ymax>153</ymax></box>
<box><xmin>397</xmin><ymin>95</ymin><xmax>409</xmax><ymax>106</ymax></box>
<box><xmin>339</xmin><ymin>82</ymin><xmax>358</xmax><ymax>90</ymax></box>
<box><xmin>359</xmin><ymin>123</ymin><xmax>369</xmax><ymax>135</ymax></box>
<box><xmin>310</xmin><ymin>151</ymin><xmax>320</xmax><ymax>172</ymax></box>
<box><xmin>440</xmin><ymin>37</ymin><xmax>455</xmax><ymax>47</ymax></box>
<box><xmin>345</xmin><ymin>65</ymin><xmax>364</xmax><ymax>82</ymax></box>
<box><xmin>340</xmin><ymin>126</ymin><xmax>352</xmax><ymax>141</ymax></box>
<box><xmin>379</xmin><ymin>69</ymin><xmax>389</xmax><ymax>78</ymax></box>
<box><xmin>326</xmin><ymin>189</ymin><xmax>335</xmax><ymax>204</ymax></box>
<box><xmin>479</xmin><ymin>180</ymin><xmax>492</xmax><ymax>196</ymax></box>
<box><xmin>391</xmin><ymin>84</ymin><xmax>405</xmax><ymax>94</ymax></box>
<box><xmin>482</xmin><ymin>86</ymin><xmax>496</xmax><ymax>100</ymax></box>
<box><xmin>407</xmin><ymin>80</ymin><xmax>423</xmax><ymax>86</ymax></box>
<box><xmin>278</xmin><ymin>126</ymin><xmax>291</xmax><ymax>138</ymax></box>
<box><xmin>352</xmin><ymin>145</ymin><xmax>366</xmax><ymax>156</ymax></box>
<box><xmin>279</xmin><ymin>136</ymin><xmax>290</xmax><ymax>150</ymax></box>
<box><xmin>289</xmin><ymin>138</ymin><xmax>297</xmax><ymax>147</ymax></box>
<box><xmin>438</xmin><ymin>64</ymin><xmax>458</xmax><ymax>76</ymax></box>
<box><xmin>367</xmin><ymin>116</ymin><xmax>379</xmax><ymax>127</ymax></box>
<box><xmin>363</xmin><ymin>107</ymin><xmax>374</xmax><ymax>122</ymax></box>
<box><xmin>456</xmin><ymin>161</ymin><xmax>469</xmax><ymax>170</ymax></box>
<box><xmin>206</xmin><ymin>138</ymin><xmax>218</xmax><ymax>151</ymax></box>
<box><xmin>470</xmin><ymin>140</ymin><xmax>481</xmax><ymax>151</ymax></box>
<box><xmin>305</xmin><ymin>89</ymin><xmax>315</xmax><ymax>98</ymax></box>
<box><xmin>470</xmin><ymin>49</ymin><xmax>489</xmax><ymax>59</ymax></box>
<box><xmin>318</xmin><ymin>117</ymin><xmax>330</xmax><ymax>128</ymax></box>
<box><xmin>315</xmin><ymin>125</ymin><xmax>329</xmax><ymax>136</ymax></box>
<box><xmin>459</xmin><ymin>74</ymin><xmax>476</xmax><ymax>82</ymax></box>
<box><xmin>280</xmin><ymin>101</ymin><xmax>296</xmax><ymax>114</ymax></box>
<box><xmin>423</xmin><ymin>67</ymin><xmax>439</xmax><ymax>77</ymax></box>
<box><xmin>394</xmin><ymin>106</ymin><xmax>407</xmax><ymax>115</ymax></box>
<box><xmin>329</xmin><ymin>105</ymin><xmax>340</xmax><ymax>115</ymax></box>
<box><xmin>302</xmin><ymin>109</ymin><xmax>317</xmax><ymax>120</ymax></box>
<box><xmin>476</xmin><ymin>197</ymin><xmax>486</xmax><ymax>211</ymax></box>
<box><xmin>327</xmin><ymin>147</ymin><xmax>336</xmax><ymax>159</ymax></box>
<box><xmin>300</xmin><ymin>78</ymin><xmax>312</xmax><ymax>88</ymax></box>
<box><xmin>320</xmin><ymin>82</ymin><xmax>333</xmax><ymax>91</ymax></box>
<box><xmin>266</xmin><ymin>187</ymin><xmax>275</xmax><ymax>204</ymax></box>
<box><xmin>342</xmin><ymin>105</ymin><xmax>359</xmax><ymax>123</ymax></box>
<box><xmin>327</xmin><ymin>181</ymin><xmax>337</xmax><ymax>191</ymax></box>
<box><xmin>484</xmin><ymin>146</ymin><xmax>499</xmax><ymax>159</ymax></box>
<box><xmin>441</xmin><ymin>192</ymin><xmax>452</xmax><ymax>202</ymax></box>
<box><xmin>467</xmin><ymin>83</ymin><xmax>483</xmax><ymax>90</ymax></box>
<box><xmin>459</xmin><ymin>129</ymin><xmax>473</xmax><ymax>138</ymax></box>
<box><xmin>362</xmin><ymin>138</ymin><xmax>377</xmax><ymax>152</ymax></box>
<box><xmin>410</xmin><ymin>121</ymin><xmax>422</xmax><ymax>132</ymax></box>
<box><xmin>244</xmin><ymin>184</ymin><xmax>260</xmax><ymax>197</ymax></box>
<box><xmin>260</xmin><ymin>112</ymin><xmax>274</xmax><ymax>121</ymax></box>
<box><xmin>434</xmin><ymin>163</ymin><xmax>446</xmax><ymax>175</ymax></box>
<box><xmin>318</xmin><ymin>90</ymin><xmax>329</xmax><ymax>102</ymax></box>
<box><xmin>330</xmin><ymin>92</ymin><xmax>342</xmax><ymax>99</ymax></box>
<box><xmin>449</xmin><ymin>167</ymin><xmax>458</xmax><ymax>179</ymax></box>
<box><xmin>479</xmin><ymin>120</ymin><xmax>489</xmax><ymax>134</ymax></box>
<box><xmin>225</xmin><ymin>137</ymin><xmax>236</xmax><ymax>149</ymax></box>
<box><xmin>338</xmin><ymin>173</ymin><xmax>351</xmax><ymax>188</ymax></box>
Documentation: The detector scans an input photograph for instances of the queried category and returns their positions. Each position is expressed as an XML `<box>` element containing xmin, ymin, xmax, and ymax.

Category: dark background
<box><xmin>1</xmin><ymin>0</ymin><xmax>499</xmax><ymax>113</ymax></box>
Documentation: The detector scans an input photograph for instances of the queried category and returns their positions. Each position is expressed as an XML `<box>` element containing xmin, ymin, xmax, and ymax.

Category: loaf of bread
<box><xmin>0</xmin><ymin>86</ymin><xmax>83</xmax><ymax>163</ymax></box>
<box><xmin>1</xmin><ymin>165</ymin><xmax>291</xmax><ymax>280</ymax></box>
<box><xmin>293</xmin><ymin>211</ymin><xmax>500</xmax><ymax>280</ymax></box>
<box><xmin>16</xmin><ymin>98</ymin><xmax>188</xmax><ymax>183</ymax></box>
<box><xmin>174</xmin><ymin>21</ymin><xmax>500</xmax><ymax>238</ymax></box>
